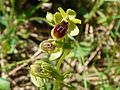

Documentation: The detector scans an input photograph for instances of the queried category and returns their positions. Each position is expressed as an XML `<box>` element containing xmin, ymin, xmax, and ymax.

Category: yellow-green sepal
<box><xmin>49</xmin><ymin>48</ymin><xmax>62</xmax><ymax>61</ymax></box>
<box><xmin>46</xmin><ymin>12</ymin><xmax>54</xmax><ymax>23</ymax></box>
<box><xmin>66</xmin><ymin>9</ymin><xmax>76</xmax><ymax>19</ymax></box>
<box><xmin>58</xmin><ymin>7</ymin><xmax>67</xmax><ymax>19</ymax></box>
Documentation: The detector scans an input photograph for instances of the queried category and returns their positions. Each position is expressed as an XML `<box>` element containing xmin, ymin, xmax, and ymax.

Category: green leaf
<box><xmin>100</xmin><ymin>84</ymin><xmax>114</xmax><ymax>90</ymax></box>
<box><xmin>0</xmin><ymin>16</ymin><xmax>7</xmax><ymax>26</ymax></box>
<box><xmin>2</xmin><ymin>36</ymin><xmax>19</xmax><ymax>54</ymax></box>
<box><xmin>58</xmin><ymin>7</ymin><xmax>67</xmax><ymax>19</ymax></box>
<box><xmin>66</xmin><ymin>9</ymin><xmax>76</xmax><ymax>19</ymax></box>
<box><xmin>50</xmin><ymin>68</ymin><xmax>64</xmax><ymax>81</ymax></box>
<box><xmin>46</xmin><ymin>12</ymin><xmax>54</xmax><ymax>23</ymax></box>
<box><xmin>8</xmin><ymin>36</ymin><xmax>19</xmax><ymax>54</ymax></box>
<box><xmin>0</xmin><ymin>78</ymin><xmax>10</xmax><ymax>90</ymax></box>
<box><xmin>54</xmin><ymin>12</ymin><xmax>62</xmax><ymax>24</ymax></box>
<box><xmin>72</xmin><ymin>42</ymin><xmax>92</xmax><ymax>59</ymax></box>
<box><xmin>97</xmin><ymin>11</ymin><xmax>107</xmax><ymax>24</ymax></box>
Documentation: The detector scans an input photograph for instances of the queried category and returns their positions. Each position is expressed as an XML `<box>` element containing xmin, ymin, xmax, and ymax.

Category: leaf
<box><xmin>100</xmin><ymin>84</ymin><xmax>114</xmax><ymax>90</ymax></box>
<box><xmin>0</xmin><ymin>78</ymin><xmax>10</xmax><ymax>90</ymax></box>
<box><xmin>58</xmin><ymin>7</ymin><xmax>67</xmax><ymax>19</ymax></box>
<box><xmin>46</xmin><ymin>12</ymin><xmax>54</xmax><ymax>23</ymax></box>
<box><xmin>0</xmin><ymin>16</ymin><xmax>7</xmax><ymax>26</ymax></box>
<box><xmin>66</xmin><ymin>9</ymin><xmax>76</xmax><ymax>19</ymax></box>
<box><xmin>50</xmin><ymin>68</ymin><xmax>64</xmax><ymax>81</ymax></box>
<box><xmin>84</xmin><ymin>0</ymin><xmax>104</xmax><ymax>23</ymax></box>
<box><xmin>54</xmin><ymin>12</ymin><xmax>62</xmax><ymax>24</ymax></box>
<box><xmin>8</xmin><ymin>36</ymin><xmax>19</xmax><ymax>54</ymax></box>
<box><xmin>97</xmin><ymin>11</ymin><xmax>107</xmax><ymax>24</ymax></box>
<box><xmin>72</xmin><ymin>42</ymin><xmax>92</xmax><ymax>59</ymax></box>
<box><xmin>2</xmin><ymin>36</ymin><xmax>19</xmax><ymax>54</ymax></box>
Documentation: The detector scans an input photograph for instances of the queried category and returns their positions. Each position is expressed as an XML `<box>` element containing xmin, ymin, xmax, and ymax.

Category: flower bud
<box><xmin>30</xmin><ymin>64</ymin><xmax>51</xmax><ymax>78</ymax></box>
<box><xmin>30</xmin><ymin>61</ymin><xmax>64</xmax><ymax>81</ymax></box>
<box><xmin>39</xmin><ymin>39</ymin><xmax>58</xmax><ymax>53</ymax></box>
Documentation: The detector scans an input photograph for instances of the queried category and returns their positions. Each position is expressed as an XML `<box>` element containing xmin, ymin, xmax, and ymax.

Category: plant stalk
<box><xmin>53</xmin><ymin>50</ymin><xmax>69</xmax><ymax>90</ymax></box>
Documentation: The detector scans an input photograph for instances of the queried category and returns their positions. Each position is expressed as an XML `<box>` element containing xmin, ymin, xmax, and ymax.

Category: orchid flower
<box><xmin>40</xmin><ymin>7</ymin><xmax>81</xmax><ymax>60</ymax></box>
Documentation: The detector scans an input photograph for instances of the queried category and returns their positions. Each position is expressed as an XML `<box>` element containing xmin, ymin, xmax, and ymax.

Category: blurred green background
<box><xmin>0</xmin><ymin>0</ymin><xmax>120</xmax><ymax>90</ymax></box>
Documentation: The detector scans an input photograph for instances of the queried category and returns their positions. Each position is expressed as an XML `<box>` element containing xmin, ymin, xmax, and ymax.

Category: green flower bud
<box><xmin>39</xmin><ymin>39</ymin><xmax>63</xmax><ymax>60</ymax></box>
<box><xmin>39</xmin><ymin>39</ymin><xmax>58</xmax><ymax>53</ymax></box>
<box><xmin>30</xmin><ymin>64</ymin><xmax>51</xmax><ymax>78</ymax></box>
<box><xmin>30</xmin><ymin>61</ymin><xmax>64</xmax><ymax>81</ymax></box>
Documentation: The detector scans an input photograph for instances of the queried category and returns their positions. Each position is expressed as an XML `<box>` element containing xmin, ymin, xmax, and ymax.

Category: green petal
<box><xmin>54</xmin><ymin>12</ymin><xmax>62</xmax><ymax>24</ymax></box>
<box><xmin>66</xmin><ymin>9</ymin><xmax>76</xmax><ymax>19</ymax></box>
<box><xmin>58</xmin><ymin>7</ymin><xmax>67</xmax><ymax>19</ymax></box>
<box><xmin>46</xmin><ymin>12</ymin><xmax>54</xmax><ymax>23</ymax></box>
<box><xmin>49</xmin><ymin>48</ymin><xmax>62</xmax><ymax>60</ymax></box>
<box><xmin>68</xmin><ymin>21</ymin><xmax>76</xmax><ymax>32</ymax></box>
<box><xmin>71</xmin><ymin>18</ymin><xmax>81</xmax><ymax>24</ymax></box>
<box><xmin>69</xmin><ymin>25</ymin><xmax>79</xmax><ymax>36</ymax></box>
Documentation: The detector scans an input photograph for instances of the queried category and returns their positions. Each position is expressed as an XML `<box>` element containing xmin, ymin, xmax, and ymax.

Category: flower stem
<box><xmin>53</xmin><ymin>79</ymin><xmax>59</xmax><ymax>90</ymax></box>
<box><xmin>56</xmin><ymin>50</ymin><xmax>68</xmax><ymax>70</ymax></box>
<box><xmin>53</xmin><ymin>50</ymin><xmax>69</xmax><ymax>90</ymax></box>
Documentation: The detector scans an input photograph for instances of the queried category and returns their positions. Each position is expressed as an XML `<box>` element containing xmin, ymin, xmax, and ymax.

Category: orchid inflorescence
<box><xmin>30</xmin><ymin>7</ymin><xmax>81</xmax><ymax>88</ymax></box>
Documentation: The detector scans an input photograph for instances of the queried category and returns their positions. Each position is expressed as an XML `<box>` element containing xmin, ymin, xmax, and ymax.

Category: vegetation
<box><xmin>0</xmin><ymin>0</ymin><xmax>120</xmax><ymax>90</ymax></box>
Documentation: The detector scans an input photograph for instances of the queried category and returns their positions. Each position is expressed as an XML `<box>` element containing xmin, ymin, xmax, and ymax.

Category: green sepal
<box><xmin>58</xmin><ymin>7</ymin><xmax>67</xmax><ymax>19</ymax></box>
<box><xmin>66</xmin><ymin>9</ymin><xmax>76</xmax><ymax>19</ymax></box>
<box><xmin>71</xmin><ymin>18</ymin><xmax>81</xmax><ymax>24</ymax></box>
<box><xmin>46</xmin><ymin>12</ymin><xmax>54</xmax><ymax>23</ymax></box>
<box><xmin>30</xmin><ymin>74</ymin><xmax>43</xmax><ymax>87</ymax></box>
<box><xmin>49</xmin><ymin>48</ymin><xmax>62</xmax><ymax>60</ymax></box>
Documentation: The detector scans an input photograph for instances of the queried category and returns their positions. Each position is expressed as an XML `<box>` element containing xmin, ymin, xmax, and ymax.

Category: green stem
<box><xmin>53</xmin><ymin>50</ymin><xmax>69</xmax><ymax>90</ymax></box>
<box><xmin>53</xmin><ymin>79</ymin><xmax>59</xmax><ymax>90</ymax></box>
<box><xmin>79</xmin><ymin>57</ymin><xmax>88</xmax><ymax>90</ymax></box>
<box><xmin>53</xmin><ymin>36</ymin><xmax>70</xmax><ymax>90</ymax></box>
<box><xmin>56</xmin><ymin>50</ymin><xmax>69</xmax><ymax>70</ymax></box>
